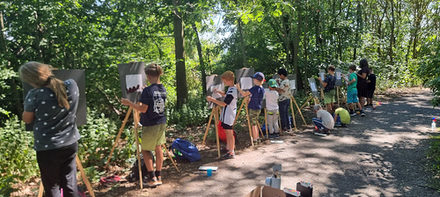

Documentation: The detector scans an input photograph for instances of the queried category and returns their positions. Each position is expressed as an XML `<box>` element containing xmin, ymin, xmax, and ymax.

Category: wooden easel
<box><xmin>202</xmin><ymin>105</ymin><xmax>221</xmax><ymax>158</ymax></box>
<box><xmin>38</xmin><ymin>155</ymin><xmax>95</xmax><ymax>197</ymax></box>
<box><xmin>290</xmin><ymin>96</ymin><xmax>307</xmax><ymax>126</ymax></box>
<box><xmin>234</xmin><ymin>97</ymin><xmax>256</xmax><ymax>146</ymax></box>
<box><xmin>105</xmin><ymin>106</ymin><xmax>180</xmax><ymax>189</ymax></box>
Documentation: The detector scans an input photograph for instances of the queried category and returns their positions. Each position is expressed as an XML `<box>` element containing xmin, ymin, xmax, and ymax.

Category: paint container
<box><xmin>207</xmin><ymin>169</ymin><xmax>212</xmax><ymax>177</ymax></box>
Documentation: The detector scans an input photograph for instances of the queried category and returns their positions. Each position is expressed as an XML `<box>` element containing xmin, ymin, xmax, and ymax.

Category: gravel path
<box><xmin>121</xmin><ymin>89</ymin><xmax>439</xmax><ymax>196</ymax></box>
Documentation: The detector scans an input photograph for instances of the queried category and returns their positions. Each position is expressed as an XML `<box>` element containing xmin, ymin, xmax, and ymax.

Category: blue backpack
<box><xmin>171</xmin><ymin>138</ymin><xmax>201</xmax><ymax>162</ymax></box>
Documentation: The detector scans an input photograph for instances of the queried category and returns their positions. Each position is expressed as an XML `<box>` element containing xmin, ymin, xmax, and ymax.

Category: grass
<box><xmin>427</xmin><ymin>134</ymin><xmax>440</xmax><ymax>191</ymax></box>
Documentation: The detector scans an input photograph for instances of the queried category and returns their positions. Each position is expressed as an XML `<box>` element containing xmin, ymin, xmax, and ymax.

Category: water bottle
<box><xmin>432</xmin><ymin>117</ymin><xmax>437</xmax><ymax>132</ymax></box>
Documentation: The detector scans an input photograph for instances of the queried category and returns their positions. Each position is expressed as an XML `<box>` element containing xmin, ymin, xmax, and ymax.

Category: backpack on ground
<box><xmin>171</xmin><ymin>138</ymin><xmax>201</xmax><ymax>162</ymax></box>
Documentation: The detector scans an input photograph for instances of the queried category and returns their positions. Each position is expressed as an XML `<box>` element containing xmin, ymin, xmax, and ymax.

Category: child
<box><xmin>265</xmin><ymin>79</ymin><xmax>280</xmax><ymax>138</ymax></box>
<box><xmin>334</xmin><ymin>106</ymin><xmax>350</xmax><ymax>127</ymax></box>
<box><xmin>312</xmin><ymin>104</ymin><xmax>334</xmax><ymax>136</ymax></box>
<box><xmin>121</xmin><ymin>63</ymin><xmax>167</xmax><ymax>187</ymax></box>
<box><xmin>207</xmin><ymin>71</ymin><xmax>238</xmax><ymax>159</ymax></box>
<box><xmin>20</xmin><ymin>62</ymin><xmax>80</xmax><ymax>196</ymax></box>
<box><xmin>237</xmin><ymin>72</ymin><xmax>265</xmax><ymax>144</ymax></box>
<box><xmin>346</xmin><ymin>65</ymin><xmax>365</xmax><ymax>117</ymax></box>
<box><xmin>366</xmin><ymin>68</ymin><xmax>376</xmax><ymax>109</ymax></box>
<box><xmin>318</xmin><ymin>65</ymin><xmax>336</xmax><ymax>113</ymax></box>
<box><xmin>276</xmin><ymin>68</ymin><xmax>291</xmax><ymax>132</ymax></box>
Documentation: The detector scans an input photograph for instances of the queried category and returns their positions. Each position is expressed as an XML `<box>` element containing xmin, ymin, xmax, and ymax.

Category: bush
<box><xmin>167</xmin><ymin>97</ymin><xmax>211</xmax><ymax>130</ymax></box>
<box><xmin>0</xmin><ymin>116</ymin><xmax>38</xmax><ymax>196</ymax></box>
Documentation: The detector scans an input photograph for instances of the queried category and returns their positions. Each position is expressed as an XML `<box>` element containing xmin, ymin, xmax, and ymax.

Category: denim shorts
<box><xmin>347</xmin><ymin>89</ymin><xmax>359</xmax><ymax>104</ymax></box>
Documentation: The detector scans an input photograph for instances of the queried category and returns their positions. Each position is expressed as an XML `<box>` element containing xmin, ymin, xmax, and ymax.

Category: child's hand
<box><xmin>206</xmin><ymin>96</ymin><xmax>214</xmax><ymax>102</ymax></box>
<box><xmin>236</xmin><ymin>83</ymin><xmax>241</xmax><ymax>90</ymax></box>
<box><xmin>121</xmin><ymin>98</ymin><xmax>132</xmax><ymax>106</ymax></box>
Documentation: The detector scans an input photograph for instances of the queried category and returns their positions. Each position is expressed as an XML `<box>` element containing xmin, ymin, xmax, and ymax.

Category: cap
<box><xmin>268</xmin><ymin>79</ymin><xmax>278</xmax><ymax>88</ymax></box>
<box><xmin>252</xmin><ymin>72</ymin><xmax>265</xmax><ymax>81</ymax></box>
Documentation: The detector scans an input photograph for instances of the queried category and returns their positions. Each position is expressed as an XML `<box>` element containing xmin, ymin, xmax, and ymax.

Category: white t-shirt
<box><xmin>317</xmin><ymin>110</ymin><xmax>335</xmax><ymax>129</ymax></box>
<box><xmin>220</xmin><ymin>87</ymin><xmax>238</xmax><ymax>126</ymax></box>
<box><xmin>265</xmin><ymin>90</ymin><xmax>279</xmax><ymax>111</ymax></box>
<box><xmin>278</xmin><ymin>79</ymin><xmax>290</xmax><ymax>101</ymax></box>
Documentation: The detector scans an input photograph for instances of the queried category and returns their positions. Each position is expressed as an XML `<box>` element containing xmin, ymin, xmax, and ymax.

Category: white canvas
<box><xmin>319</xmin><ymin>72</ymin><xmax>325</xmax><ymax>81</ymax></box>
<box><xmin>289</xmin><ymin>80</ymin><xmax>296</xmax><ymax>90</ymax></box>
<box><xmin>240</xmin><ymin>77</ymin><xmax>253</xmax><ymax>90</ymax></box>
<box><xmin>336</xmin><ymin>71</ymin><xmax>342</xmax><ymax>80</ymax></box>
<box><xmin>126</xmin><ymin>74</ymin><xmax>143</xmax><ymax>93</ymax></box>
<box><xmin>310</xmin><ymin>81</ymin><xmax>318</xmax><ymax>92</ymax></box>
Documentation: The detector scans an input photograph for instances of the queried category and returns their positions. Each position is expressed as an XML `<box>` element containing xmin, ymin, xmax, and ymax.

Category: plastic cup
<box><xmin>207</xmin><ymin>169</ymin><xmax>212</xmax><ymax>177</ymax></box>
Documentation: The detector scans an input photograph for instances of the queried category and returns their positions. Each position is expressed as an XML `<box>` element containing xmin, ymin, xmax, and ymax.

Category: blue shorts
<box><xmin>347</xmin><ymin>89</ymin><xmax>359</xmax><ymax>104</ymax></box>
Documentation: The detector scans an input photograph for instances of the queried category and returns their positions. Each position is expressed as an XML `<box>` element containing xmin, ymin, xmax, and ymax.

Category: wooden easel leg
<box><xmin>289</xmin><ymin>97</ymin><xmax>297</xmax><ymax>131</ymax></box>
<box><xmin>256</xmin><ymin>121</ymin><xmax>264</xmax><ymax>139</ymax></box>
<box><xmin>162</xmin><ymin>144</ymin><xmax>180</xmax><ymax>172</ymax></box>
<box><xmin>105</xmin><ymin>106</ymin><xmax>133</xmax><ymax>169</ymax></box>
<box><xmin>264</xmin><ymin>108</ymin><xmax>269</xmax><ymax>139</ymax></box>
<box><xmin>202</xmin><ymin>108</ymin><xmax>215</xmax><ymax>146</ymax></box>
<box><xmin>337</xmin><ymin>87</ymin><xmax>340</xmax><ymax>106</ymax></box>
<box><xmin>76</xmin><ymin>155</ymin><xmax>96</xmax><ymax>197</ymax></box>
<box><xmin>132</xmin><ymin>110</ymin><xmax>143</xmax><ymax>189</ymax></box>
<box><xmin>213</xmin><ymin>106</ymin><xmax>221</xmax><ymax>158</ymax></box>
<box><xmin>38</xmin><ymin>182</ymin><xmax>44</xmax><ymax>197</ymax></box>
<box><xmin>292</xmin><ymin>96</ymin><xmax>307</xmax><ymax>125</ymax></box>
<box><xmin>300</xmin><ymin>96</ymin><xmax>313</xmax><ymax>110</ymax></box>
<box><xmin>244</xmin><ymin>101</ymin><xmax>254</xmax><ymax>146</ymax></box>
<box><xmin>233</xmin><ymin>99</ymin><xmax>246</xmax><ymax>125</ymax></box>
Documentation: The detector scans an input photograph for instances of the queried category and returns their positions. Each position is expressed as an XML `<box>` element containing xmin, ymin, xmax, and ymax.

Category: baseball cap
<box><xmin>268</xmin><ymin>79</ymin><xmax>278</xmax><ymax>88</ymax></box>
<box><xmin>252</xmin><ymin>72</ymin><xmax>265</xmax><ymax>81</ymax></box>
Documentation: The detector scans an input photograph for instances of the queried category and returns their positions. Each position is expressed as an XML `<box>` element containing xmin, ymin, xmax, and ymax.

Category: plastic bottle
<box><xmin>432</xmin><ymin>117</ymin><xmax>437</xmax><ymax>132</ymax></box>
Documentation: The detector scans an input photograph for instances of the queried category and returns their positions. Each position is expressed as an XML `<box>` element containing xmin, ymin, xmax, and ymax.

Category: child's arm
<box><xmin>236</xmin><ymin>83</ymin><xmax>251</xmax><ymax>97</ymax></box>
<box><xmin>334</xmin><ymin>114</ymin><xmax>338</xmax><ymax>123</ymax></box>
<box><xmin>121</xmin><ymin>98</ymin><xmax>148</xmax><ymax>113</ymax></box>
<box><xmin>213</xmin><ymin>89</ymin><xmax>226</xmax><ymax>97</ymax></box>
<box><xmin>22</xmin><ymin>111</ymin><xmax>34</xmax><ymax>124</ymax></box>
<box><xmin>206</xmin><ymin>96</ymin><xmax>227</xmax><ymax>107</ymax></box>
<box><xmin>318</xmin><ymin>76</ymin><xmax>328</xmax><ymax>88</ymax></box>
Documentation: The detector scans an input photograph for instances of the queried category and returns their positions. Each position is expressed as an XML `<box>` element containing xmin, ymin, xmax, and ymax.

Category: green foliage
<box><xmin>78</xmin><ymin>108</ymin><xmax>136</xmax><ymax>182</ymax></box>
<box><xmin>427</xmin><ymin>134</ymin><xmax>440</xmax><ymax>191</ymax></box>
<box><xmin>167</xmin><ymin>97</ymin><xmax>211</xmax><ymax>130</ymax></box>
<box><xmin>417</xmin><ymin>36</ymin><xmax>440</xmax><ymax>106</ymax></box>
<box><xmin>0</xmin><ymin>116</ymin><xmax>38</xmax><ymax>196</ymax></box>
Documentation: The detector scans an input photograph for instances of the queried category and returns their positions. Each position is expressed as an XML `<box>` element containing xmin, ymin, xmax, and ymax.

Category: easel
<box><xmin>105</xmin><ymin>106</ymin><xmax>180</xmax><ymax>189</ymax></box>
<box><xmin>38</xmin><ymin>155</ymin><xmax>95</xmax><ymax>197</ymax></box>
<box><xmin>202</xmin><ymin>105</ymin><xmax>221</xmax><ymax>158</ymax></box>
<box><xmin>290</xmin><ymin>96</ymin><xmax>307</xmax><ymax>126</ymax></box>
<box><xmin>233</xmin><ymin>97</ymin><xmax>256</xmax><ymax>146</ymax></box>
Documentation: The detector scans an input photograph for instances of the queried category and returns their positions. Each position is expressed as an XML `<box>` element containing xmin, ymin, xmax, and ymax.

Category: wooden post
<box><xmin>289</xmin><ymin>98</ymin><xmax>297</xmax><ymax>131</ymax></box>
<box><xmin>132</xmin><ymin>110</ymin><xmax>143</xmax><ymax>189</ymax></box>
<box><xmin>162</xmin><ymin>144</ymin><xmax>180</xmax><ymax>172</ymax></box>
<box><xmin>38</xmin><ymin>182</ymin><xmax>44</xmax><ymax>197</ymax></box>
<box><xmin>336</xmin><ymin>86</ymin><xmax>340</xmax><ymax>106</ymax></box>
<box><xmin>202</xmin><ymin>108</ymin><xmax>215</xmax><ymax>145</ymax></box>
<box><xmin>292</xmin><ymin>96</ymin><xmax>307</xmax><ymax>125</ymax></box>
<box><xmin>213</xmin><ymin>106</ymin><xmax>221</xmax><ymax>158</ymax></box>
<box><xmin>233</xmin><ymin>98</ymin><xmax>246</xmax><ymax>125</ymax></box>
<box><xmin>256</xmin><ymin>121</ymin><xmax>264</xmax><ymax>138</ymax></box>
<box><xmin>244</xmin><ymin>99</ymin><xmax>254</xmax><ymax>146</ymax></box>
<box><xmin>105</xmin><ymin>106</ymin><xmax>133</xmax><ymax>169</ymax></box>
<box><xmin>76</xmin><ymin>155</ymin><xmax>96</xmax><ymax>197</ymax></box>
<box><xmin>264</xmin><ymin>108</ymin><xmax>269</xmax><ymax>138</ymax></box>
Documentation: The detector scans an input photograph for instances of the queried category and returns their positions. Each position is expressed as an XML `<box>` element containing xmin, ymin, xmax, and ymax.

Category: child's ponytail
<box><xmin>47</xmin><ymin>76</ymin><xmax>70</xmax><ymax>110</ymax></box>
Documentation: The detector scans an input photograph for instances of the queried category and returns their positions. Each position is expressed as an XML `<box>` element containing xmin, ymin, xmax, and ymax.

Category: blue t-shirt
<box><xmin>248</xmin><ymin>85</ymin><xmax>265</xmax><ymax>110</ymax></box>
<box><xmin>24</xmin><ymin>79</ymin><xmax>80</xmax><ymax>151</ymax></box>
<box><xmin>139</xmin><ymin>84</ymin><xmax>167</xmax><ymax>126</ymax></box>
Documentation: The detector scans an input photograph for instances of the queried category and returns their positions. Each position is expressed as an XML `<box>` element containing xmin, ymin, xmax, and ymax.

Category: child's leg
<box><xmin>274</xmin><ymin>112</ymin><xmax>280</xmax><ymax>133</ymax></box>
<box><xmin>267</xmin><ymin>113</ymin><xmax>274</xmax><ymax>134</ymax></box>
<box><xmin>154</xmin><ymin>145</ymin><xmax>164</xmax><ymax>172</ymax></box>
<box><xmin>356</xmin><ymin>102</ymin><xmax>363</xmax><ymax>110</ymax></box>
<box><xmin>225</xmin><ymin>129</ymin><xmax>235</xmax><ymax>154</ymax></box>
<box><xmin>252</xmin><ymin>125</ymin><xmax>259</xmax><ymax>139</ymax></box>
<box><xmin>142</xmin><ymin>150</ymin><xmax>154</xmax><ymax>172</ymax></box>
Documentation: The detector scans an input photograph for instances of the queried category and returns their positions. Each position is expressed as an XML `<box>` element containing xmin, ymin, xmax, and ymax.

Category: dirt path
<box><xmin>104</xmin><ymin>88</ymin><xmax>439</xmax><ymax>196</ymax></box>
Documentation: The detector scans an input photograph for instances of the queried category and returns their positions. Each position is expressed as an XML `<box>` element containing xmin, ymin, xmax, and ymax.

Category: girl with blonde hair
<box><xmin>20</xmin><ymin>61</ymin><xmax>80</xmax><ymax>197</ymax></box>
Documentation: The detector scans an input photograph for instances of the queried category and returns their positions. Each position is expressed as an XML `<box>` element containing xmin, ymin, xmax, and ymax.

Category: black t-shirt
<box><xmin>357</xmin><ymin>67</ymin><xmax>370</xmax><ymax>88</ymax></box>
<box><xmin>323</xmin><ymin>74</ymin><xmax>336</xmax><ymax>92</ymax></box>
<box><xmin>367</xmin><ymin>73</ymin><xmax>376</xmax><ymax>90</ymax></box>
<box><xmin>139</xmin><ymin>84</ymin><xmax>167</xmax><ymax>126</ymax></box>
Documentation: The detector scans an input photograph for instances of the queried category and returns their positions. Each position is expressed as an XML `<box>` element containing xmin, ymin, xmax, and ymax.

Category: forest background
<box><xmin>0</xmin><ymin>0</ymin><xmax>439</xmax><ymax>195</ymax></box>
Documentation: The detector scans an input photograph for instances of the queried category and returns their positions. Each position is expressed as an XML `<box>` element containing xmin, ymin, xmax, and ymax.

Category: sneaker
<box><xmin>143</xmin><ymin>177</ymin><xmax>158</xmax><ymax>188</ymax></box>
<box><xmin>222</xmin><ymin>152</ymin><xmax>235</xmax><ymax>159</ymax></box>
<box><xmin>360</xmin><ymin>110</ymin><xmax>366</xmax><ymax>117</ymax></box>
<box><xmin>350</xmin><ymin>111</ymin><xmax>357</xmax><ymax>117</ymax></box>
<box><xmin>313</xmin><ymin>131</ymin><xmax>328</xmax><ymax>137</ymax></box>
<box><xmin>155</xmin><ymin>176</ymin><xmax>162</xmax><ymax>186</ymax></box>
<box><xmin>335</xmin><ymin>122</ymin><xmax>342</xmax><ymax>127</ymax></box>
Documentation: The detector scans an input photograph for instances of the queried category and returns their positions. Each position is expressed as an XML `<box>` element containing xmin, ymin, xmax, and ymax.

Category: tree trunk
<box><xmin>0</xmin><ymin>11</ymin><xmax>6</xmax><ymax>53</ymax></box>
<box><xmin>173</xmin><ymin>0</ymin><xmax>188</xmax><ymax>108</ymax></box>
<box><xmin>192</xmin><ymin>23</ymin><xmax>207</xmax><ymax>96</ymax></box>
<box><xmin>235</xmin><ymin>0</ymin><xmax>246</xmax><ymax>67</ymax></box>
<box><xmin>293</xmin><ymin>0</ymin><xmax>303</xmax><ymax>90</ymax></box>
